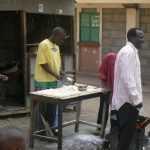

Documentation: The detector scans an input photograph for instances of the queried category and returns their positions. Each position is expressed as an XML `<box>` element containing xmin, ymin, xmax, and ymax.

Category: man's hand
<box><xmin>41</xmin><ymin>64</ymin><xmax>65</xmax><ymax>81</ymax></box>
<box><xmin>0</xmin><ymin>74</ymin><xmax>8</xmax><ymax>82</ymax></box>
<box><xmin>56</xmin><ymin>74</ymin><xmax>65</xmax><ymax>81</ymax></box>
<box><xmin>101</xmin><ymin>87</ymin><xmax>110</xmax><ymax>94</ymax></box>
<box><xmin>135</xmin><ymin>102</ymin><xmax>143</xmax><ymax>109</ymax></box>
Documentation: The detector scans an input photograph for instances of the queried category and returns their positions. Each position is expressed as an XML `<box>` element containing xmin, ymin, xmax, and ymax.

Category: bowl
<box><xmin>77</xmin><ymin>84</ymin><xmax>87</xmax><ymax>91</ymax></box>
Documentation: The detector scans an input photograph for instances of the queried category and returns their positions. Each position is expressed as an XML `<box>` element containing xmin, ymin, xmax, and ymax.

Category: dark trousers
<box><xmin>97</xmin><ymin>92</ymin><xmax>109</xmax><ymax>130</ymax></box>
<box><xmin>109</xmin><ymin>110</ymin><xmax>119</xmax><ymax>150</ymax></box>
<box><xmin>35</xmin><ymin>86</ymin><xmax>56</xmax><ymax>131</ymax></box>
<box><xmin>117</xmin><ymin>102</ymin><xmax>139</xmax><ymax>150</ymax></box>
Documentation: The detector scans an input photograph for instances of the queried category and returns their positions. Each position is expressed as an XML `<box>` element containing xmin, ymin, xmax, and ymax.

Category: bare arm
<box><xmin>0</xmin><ymin>74</ymin><xmax>8</xmax><ymax>81</ymax></box>
<box><xmin>60</xmin><ymin>67</ymin><xmax>65</xmax><ymax>76</ymax></box>
<box><xmin>100</xmin><ymin>80</ymin><xmax>106</xmax><ymax>88</ymax></box>
<box><xmin>41</xmin><ymin>64</ymin><xmax>64</xmax><ymax>81</ymax></box>
<box><xmin>122</xmin><ymin>52</ymin><xmax>143</xmax><ymax>109</ymax></box>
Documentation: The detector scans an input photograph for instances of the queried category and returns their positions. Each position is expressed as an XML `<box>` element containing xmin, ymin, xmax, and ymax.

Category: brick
<box><xmin>141</xmin><ymin>42</ymin><xmax>150</xmax><ymax>50</ymax></box>
<box><xmin>141</xmin><ymin>75</ymin><xmax>150</xmax><ymax>84</ymax></box>
<box><xmin>103</xmin><ymin>8</ymin><xmax>114</xmax><ymax>14</ymax></box>
<box><xmin>103</xmin><ymin>38</ymin><xmax>113</xmax><ymax>46</ymax></box>
<box><xmin>140</xmin><ymin>9</ymin><xmax>145</xmax><ymax>15</ymax></box>
<box><xmin>112</xmin><ymin>22</ymin><xmax>126</xmax><ymax>30</ymax></box>
<box><xmin>140</xmin><ymin>50</ymin><xmax>150</xmax><ymax>57</ymax></box>
<box><xmin>114</xmin><ymin>8</ymin><xmax>126</xmax><ymax>14</ymax></box>
<box><xmin>148</xmin><ymin>58</ymin><xmax>150</xmax><ymax>66</ymax></box>
<box><xmin>140</xmin><ymin>10</ymin><xmax>150</xmax><ymax>82</ymax></box>
<box><xmin>111</xmin><ymin>46</ymin><xmax>121</xmax><ymax>52</ymax></box>
<box><xmin>145</xmin><ymin>24</ymin><xmax>150</xmax><ymax>32</ymax></box>
<box><xmin>144</xmin><ymin>33</ymin><xmax>150</xmax><ymax>41</ymax></box>
<box><xmin>140</xmin><ymin>15</ymin><xmax>150</xmax><ymax>23</ymax></box>
<box><xmin>144</xmin><ymin>9</ymin><xmax>150</xmax><ymax>15</ymax></box>
<box><xmin>113</xmin><ymin>14</ymin><xmax>126</xmax><ymax>22</ymax></box>
<box><xmin>140</xmin><ymin>57</ymin><xmax>149</xmax><ymax>67</ymax></box>
<box><xmin>102</xmin><ymin>30</ymin><xmax>111</xmax><ymax>37</ymax></box>
<box><xmin>140</xmin><ymin>24</ymin><xmax>146</xmax><ymax>32</ymax></box>
<box><xmin>103</xmin><ymin>22</ymin><xmax>113</xmax><ymax>29</ymax></box>
<box><xmin>141</xmin><ymin>66</ymin><xmax>150</xmax><ymax>75</ymax></box>
<box><xmin>113</xmin><ymin>39</ymin><xmax>125</xmax><ymax>47</ymax></box>
<box><xmin>111</xmin><ymin>30</ymin><xmax>126</xmax><ymax>38</ymax></box>
<box><xmin>103</xmin><ymin>14</ymin><xmax>113</xmax><ymax>21</ymax></box>
<box><xmin>102</xmin><ymin>46</ymin><xmax>112</xmax><ymax>53</ymax></box>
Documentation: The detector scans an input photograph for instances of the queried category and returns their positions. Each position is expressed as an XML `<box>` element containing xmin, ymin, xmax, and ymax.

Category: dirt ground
<box><xmin>0</xmin><ymin>94</ymin><xmax>150</xmax><ymax>149</ymax></box>
<box><xmin>0</xmin><ymin>73</ymin><xmax>150</xmax><ymax>149</ymax></box>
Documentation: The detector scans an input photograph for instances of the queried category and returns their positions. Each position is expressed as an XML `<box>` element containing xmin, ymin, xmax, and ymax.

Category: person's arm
<box><xmin>100</xmin><ymin>80</ymin><xmax>106</xmax><ymax>88</ymax></box>
<box><xmin>41</xmin><ymin>64</ymin><xmax>64</xmax><ymax>81</ymax></box>
<box><xmin>122</xmin><ymin>51</ymin><xmax>143</xmax><ymax>109</ymax></box>
<box><xmin>60</xmin><ymin>67</ymin><xmax>65</xmax><ymax>76</ymax></box>
<box><xmin>0</xmin><ymin>74</ymin><xmax>8</xmax><ymax>81</ymax></box>
<box><xmin>37</xmin><ymin>42</ymin><xmax>64</xmax><ymax>81</ymax></box>
<box><xmin>98</xmin><ymin>56</ymin><xmax>109</xmax><ymax>89</ymax></box>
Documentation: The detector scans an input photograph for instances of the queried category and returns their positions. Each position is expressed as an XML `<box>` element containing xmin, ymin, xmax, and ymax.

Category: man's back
<box><xmin>98</xmin><ymin>53</ymin><xmax>116</xmax><ymax>90</ymax></box>
<box><xmin>112</xmin><ymin>42</ymin><xmax>142</xmax><ymax>110</ymax></box>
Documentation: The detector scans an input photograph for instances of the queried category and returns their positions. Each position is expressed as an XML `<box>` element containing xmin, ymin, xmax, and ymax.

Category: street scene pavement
<box><xmin>0</xmin><ymin>72</ymin><xmax>150</xmax><ymax>150</ymax></box>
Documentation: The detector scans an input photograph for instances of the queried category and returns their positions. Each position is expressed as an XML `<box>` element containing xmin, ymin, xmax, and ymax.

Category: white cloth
<box><xmin>111</xmin><ymin>42</ymin><xmax>142</xmax><ymax>110</ymax></box>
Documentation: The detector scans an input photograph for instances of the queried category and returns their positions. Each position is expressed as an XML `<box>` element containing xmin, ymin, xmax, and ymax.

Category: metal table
<box><xmin>29</xmin><ymin>86</ymin><xmax>106</xmax><ymax>150</ymax></box>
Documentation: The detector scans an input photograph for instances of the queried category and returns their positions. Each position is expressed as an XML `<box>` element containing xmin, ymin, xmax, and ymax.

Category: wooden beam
<box><xmin>123</xmin><ymin>3</ymin><xmax>139</xmax><ymax>9</ymax></box>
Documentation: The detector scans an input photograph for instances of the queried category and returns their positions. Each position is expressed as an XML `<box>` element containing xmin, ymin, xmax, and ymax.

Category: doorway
<box><xmin>0</xmin><ymin>11</ymin><xmax>25</xmax><ymax>107</ymax></box>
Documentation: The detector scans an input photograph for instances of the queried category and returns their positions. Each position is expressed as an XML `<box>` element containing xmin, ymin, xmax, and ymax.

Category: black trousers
<box><xmin>35</xmin><ymin>86</ymin><xmax>56</xmax><ymax>131</ymax></box>
<box><xmin>97</xmin><ymin>92</ymin><xmax>109</xmax><ymax>130</ymax></box>
<box><xmin>109</xmin><ymin>110</ymin><xmax>119</xmax><ymax>150</ymax></box>
<box><xmin>117</xmin><ymin>102</ymin><xmax>139</xmax><ymax>150</ymax></box>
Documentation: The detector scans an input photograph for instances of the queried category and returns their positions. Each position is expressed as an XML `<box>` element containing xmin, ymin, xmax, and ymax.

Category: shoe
<box><xmin>52</xmin><ymin>129</ymin><xmax>58</xmax><ymax>136</ymax></box>
<box><xmin>94</xmin><ymin>128</ymin><xmax>101</xmax><ymax>135</ymax></box>
<box><xmin>141</xmin><ymin>117</ymin><xmax>150</xmax><ymax>128</ymax></box>
<box><xmin>101</xmin><ymin>139</ymin><xmax>110</xmax><ymax>149</ymax></box>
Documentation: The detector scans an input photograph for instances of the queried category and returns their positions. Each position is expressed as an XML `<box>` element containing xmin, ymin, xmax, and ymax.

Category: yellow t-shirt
<box><xmin>34</xmin><ymin>39</ymin><xmax>61</xmax><ymax>82</ymax></box>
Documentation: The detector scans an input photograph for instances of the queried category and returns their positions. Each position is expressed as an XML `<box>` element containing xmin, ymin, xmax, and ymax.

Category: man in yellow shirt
<box><xmin>34</xmin><ymin>27</ymin><xmax>66</xmax><ymax>134</ymax></box>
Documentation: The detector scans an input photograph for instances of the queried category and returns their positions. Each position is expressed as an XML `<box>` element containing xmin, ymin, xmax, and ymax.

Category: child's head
<box><xmin>0</xmin><ymin>126</ymin><xmax>26</xmax><ymax>150</ymax></box>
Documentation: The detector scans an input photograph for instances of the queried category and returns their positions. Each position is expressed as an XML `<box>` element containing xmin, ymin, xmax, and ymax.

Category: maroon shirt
<box><xmin>98</xmin><ymin>53</ymin><xmax>117</xmax><ymax>104</ymax></box>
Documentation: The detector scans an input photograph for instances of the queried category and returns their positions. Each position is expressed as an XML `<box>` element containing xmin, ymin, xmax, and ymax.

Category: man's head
<box><xmin>127</xmin><ymin>28</ymin><xmax>144</xmax><ymax>49</ymax></box>
<box><xmin>50</xmin><ymin>27</ymin><xmax>66</xmax><ymax>46</ymax></box>
<box><xmin>0</xmin><ymin>126</ymin><xmax>26</xmax><ymax>150</ymax></box>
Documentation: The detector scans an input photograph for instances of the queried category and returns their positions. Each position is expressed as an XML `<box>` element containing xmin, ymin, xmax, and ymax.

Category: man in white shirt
<box><xmin>112</xmin><ymin>28</ymin><xmax>144</xmax><ymax>150</ymax></box>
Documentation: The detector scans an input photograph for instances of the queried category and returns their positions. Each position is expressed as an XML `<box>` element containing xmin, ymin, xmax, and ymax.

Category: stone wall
<box><xmin>102</xmin><ymin>8</ymin><xmax>150</xmax><ymax>84</ymax></box>
<box><xmin>102</xmin><ymin>8</ymin><xmax>126</xmax><ymax>55</ymax></box>
<box><xmin>0</xmin><ymin>0</ymin><xmax>74</xmax><ymax>15</ymax></box>
<box><xmin>140</xmin><ymin>9</ymin><xmax>150</xmax><ymax>84</ymax></box>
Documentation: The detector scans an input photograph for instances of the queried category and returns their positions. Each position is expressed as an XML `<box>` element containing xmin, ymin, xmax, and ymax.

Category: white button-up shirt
<box><xmin>111</xmin><ymin>42</ymin><xmax>142</xmax><ymax>110</ymax></box>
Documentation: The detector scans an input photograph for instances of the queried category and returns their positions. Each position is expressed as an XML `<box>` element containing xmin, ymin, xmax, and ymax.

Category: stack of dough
<box><xmin>37</xmin><ymin>85</ymin><xmax>80</xmax><ymax>98</ymax></box>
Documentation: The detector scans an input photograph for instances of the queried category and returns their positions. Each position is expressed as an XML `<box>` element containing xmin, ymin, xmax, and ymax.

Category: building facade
<box><xmin>0</xmin><ymin>0</ymin><xmax>75</xmax><ymax>108</ymax></box>
<box><xmin>76</xmin><ymin>0</ymin><xmax>150</xmax><ymax>84</ymax></box>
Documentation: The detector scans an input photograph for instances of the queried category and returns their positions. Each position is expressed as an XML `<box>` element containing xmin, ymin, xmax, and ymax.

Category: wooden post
<box><xmin>20</xmin><ymin>11</ymin><xmax>27</xmax><ymax>106</ymax></box>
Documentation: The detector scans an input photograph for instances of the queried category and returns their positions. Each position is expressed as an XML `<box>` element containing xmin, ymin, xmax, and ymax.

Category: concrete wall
<box><xmin>76</xmin><ymin>0</ymin><xmax>150</xmax><ymax>3</ymax></box>
<box><xmin>102</xmin><ymin>8</ymin><xmax>126</xmax><ymax>55</ymax></box>
<box><xmin>79</xmin><ymin>45</ymin><xmax>100</xmax><ymax>72</ymax></box>
<box><xmin>140</xmin><ymin>8</ymin><xmax>150</xmax><ymax>84</ymax></box>
<box><xmin>0</xmin><ymin>0</ymin><xmax>74</xmax><ymax>15</ymax></box>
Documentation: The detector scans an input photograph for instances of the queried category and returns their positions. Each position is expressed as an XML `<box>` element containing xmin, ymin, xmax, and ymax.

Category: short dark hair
<box><xmin>127</xmin><ymin>28</ymin><xmax>141</xmax><ymax>41</ymax></box>
<box><xmin>52</xmin><ymin>27</ymin><xmax>66</xmax><ymax>37</ymax></box>
<box><xmin>0</xmin><ymin>126</ymin><xmax>25</xmax><ymax>150</ymax></box>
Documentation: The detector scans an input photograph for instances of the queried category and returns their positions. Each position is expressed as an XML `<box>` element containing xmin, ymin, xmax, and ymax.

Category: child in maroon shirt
<box><xmin>97</xmin><ymin>53</ymin><xmax>117</xmax><ymax>128</ymax></box>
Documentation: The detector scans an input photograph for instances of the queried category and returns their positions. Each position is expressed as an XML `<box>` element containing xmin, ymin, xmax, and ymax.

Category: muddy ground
<box><xmin>0</xmin><ymin>93</ymin><xmax>150</xmax><ymax>150</ymax></box>
<box><xmin>0</xmin><ymin>73</ymin><xmax>150</xmax><ymax>150</ymax></box>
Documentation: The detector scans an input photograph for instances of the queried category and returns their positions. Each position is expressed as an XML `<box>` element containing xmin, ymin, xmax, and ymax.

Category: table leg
<box><xmin>58</xmin><ymin>103</ymin><xmax>63</xmax><ymax>150</ymax></box>
<box><xmin>75</xmin><ymin>101</ymin><xmax>81</xmax><ymax>132</ymax></box>
<box><xmin>100</xmin><ymin>98</ymin><xmax>107</xmax><ymax>138</ymax></box>
<box><xmin>30</xmin><ymin>98</ymin><xmax>36</xmax><ymax>148</ymax></box>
